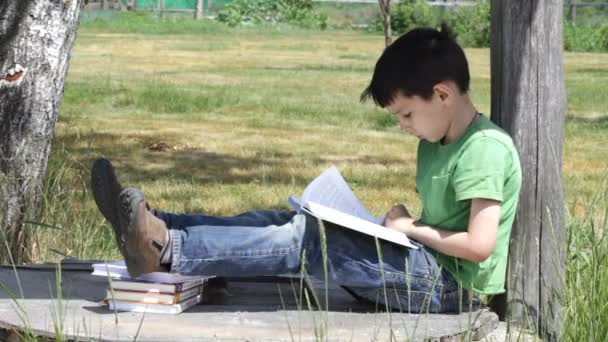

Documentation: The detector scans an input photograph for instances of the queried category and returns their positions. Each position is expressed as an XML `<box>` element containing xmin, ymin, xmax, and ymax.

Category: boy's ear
<box><xmin>433</xmin><ymin>82</ymin><xmax>454</xmax><ymax>103</ymax></box>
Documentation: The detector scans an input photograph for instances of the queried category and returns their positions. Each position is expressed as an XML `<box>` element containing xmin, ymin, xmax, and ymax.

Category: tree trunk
<box><xmin>0</xmin><ymin>0</ymin><xmax>83</xmax><ymax>263</ymax></box>
<box><xmin>378</xmin><ymin>0</ymin><xmax>392</xmax><ymax>47</ymax></box>
<box><xmin>489</xmin><ymin>0</ymin><xmax>566</xmax><ymax>340</ymax></box>
<box><xmin>195</xmin><ymin>0</ymin><xmax>203</xmax><ymax>19</ymax></box>
<box><xmin>127</xmin><ymin>0</ymin><xmax>137</xmax><ymax>11</ymax></box>
<box><xmin>567</xmin><ymin>0</ymin><xmax>576</xmax><ymax>24</ymax></box>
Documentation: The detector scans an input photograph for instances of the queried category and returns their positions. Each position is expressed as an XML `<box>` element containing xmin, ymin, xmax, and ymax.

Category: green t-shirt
<box><xmin>415</xmin><ymin>114</ymin><xmax>522</xmax><ymax>294</ymax></box>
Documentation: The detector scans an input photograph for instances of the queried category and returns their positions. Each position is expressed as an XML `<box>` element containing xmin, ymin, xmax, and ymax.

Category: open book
<box><xmin>289</xmin><ymin>166</ymin><xmax>417</xmax><ymax>249</ymax></box>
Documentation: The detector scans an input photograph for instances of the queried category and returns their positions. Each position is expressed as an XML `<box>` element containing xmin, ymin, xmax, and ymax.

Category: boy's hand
<box><xmin>382</xmin><ymin>204</ymin><xmax>415</xmax><ymax>233</ymax></box>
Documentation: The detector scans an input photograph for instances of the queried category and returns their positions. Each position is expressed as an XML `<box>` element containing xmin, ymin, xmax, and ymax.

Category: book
<box><xmin>92</xmin><ymin>261</ymin><xmax>209</xmax><ymax>285</ymax></box>
<box><xmin>92</xmin><ymin>261</ymin><xmax>210</xmax><ymax>314</ymax></box>
<box><xmin>108</xmin><ymin>294</ymin><xmax>202</xmax><ymax>314</ymax></box>
<box><xmin>289</xmin><ymin>166</ymin><xmax>418</xmax><ymax>249</ymax></box>
<box><xmin>105</xmin><ymin>284</ymin><xmax>202</xmax><ymax>305</ymax></box>
<box><xmin>107</xmin><ymin>276</ymin><xmax>204</xmax><ymax>294</ymax></box>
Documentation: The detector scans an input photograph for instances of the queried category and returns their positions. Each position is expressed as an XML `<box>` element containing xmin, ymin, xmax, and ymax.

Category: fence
<box><xmin>84</xmin><ymin>0</ymin><xmax>608</xmax><ymax>21</ymax></box>
<box><xmin>84</xmin><ymin>0</ymin><xmax>231</xmax><ymax>13</ymax></box>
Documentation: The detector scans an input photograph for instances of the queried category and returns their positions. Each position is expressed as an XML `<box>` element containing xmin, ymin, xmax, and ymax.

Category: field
<box><xmin>24</xmin><ymin>15</ymin><xmax>608</xmax><ymax>340</ymax></box>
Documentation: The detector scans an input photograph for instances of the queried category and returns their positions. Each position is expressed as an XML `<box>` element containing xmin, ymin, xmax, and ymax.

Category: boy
<box><xmin>92</xmin><ymin>25</ymin><xmax>521</xmax><ymax>313</ymax></box>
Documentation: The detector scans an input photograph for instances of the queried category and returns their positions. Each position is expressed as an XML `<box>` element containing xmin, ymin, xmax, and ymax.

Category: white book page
<box><xmin>291</xmin><ymin>166</ymin><xmax>383</xmax><ymax>225</ymax></box>
<box><xmin>305</xmin><ymin>202</ymin><xmax>418</xmax><ymax>249</ymax></box>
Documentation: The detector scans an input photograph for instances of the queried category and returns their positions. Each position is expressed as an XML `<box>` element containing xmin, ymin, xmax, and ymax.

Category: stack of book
<box><xmin>92</xmin><ymin>261</ymin><xmax>208</xmax><ymax>314</ymax></box>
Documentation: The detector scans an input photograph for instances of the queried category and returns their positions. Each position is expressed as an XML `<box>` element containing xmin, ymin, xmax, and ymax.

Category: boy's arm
<box><xmin>385</xmin><ymin>198</ymin><xmax>500</xmax><ymax>263</ymax></box>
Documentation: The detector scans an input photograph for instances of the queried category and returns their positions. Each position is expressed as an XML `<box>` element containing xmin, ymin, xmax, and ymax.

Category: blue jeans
<box><xmin>152</xmin><ymin>209</ymin><xmax>473</xmax><ymax>313</ymax></box>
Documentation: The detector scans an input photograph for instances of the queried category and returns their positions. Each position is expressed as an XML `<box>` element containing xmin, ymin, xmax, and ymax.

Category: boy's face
<box><xmin>386</xmin><ymin>91</ymin><xmax>451</xmax><ymax>143</ymax></box>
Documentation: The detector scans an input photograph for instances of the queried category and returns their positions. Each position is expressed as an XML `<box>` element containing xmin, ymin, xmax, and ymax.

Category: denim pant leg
<box><xmin>313</xmin><ymin>222</ymin><xmax>467</xmax><ymax>313</ymax></box>
<box><xmin>152</xmin><ymin>209</ymin><xmax>296</xmax><ymax>229</ymax></box>
<box><xmin>169</xmin><ymin>213</ymin><xmax>465</xmax><ymax>313</ymax></box>
<box><xmin>170</xmin><ymin>212</ymin><xmax>322</xmax><ymax>277</ymax></box>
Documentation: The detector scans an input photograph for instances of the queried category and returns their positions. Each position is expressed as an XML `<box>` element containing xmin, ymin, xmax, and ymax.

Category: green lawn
<box><xmin>57</xmin><ymin>24</ymin><xmax>608</xmax><ymax>222</ymax></box>
<box><xmin>44</xmin><ymin>23</ymin><xmax>607</xmax><ymax>258</ymax></box>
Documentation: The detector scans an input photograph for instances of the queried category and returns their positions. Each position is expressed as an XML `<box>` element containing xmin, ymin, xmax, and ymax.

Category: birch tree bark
<box><xmin>489</xmin><ymin>0</ymin><xmax>566</xmax><ymax>340</ymax></box>
<box><xmin>0</xmin><ymin>0</ymin><xmax>83</xmax><ymax>263</ymax></box>
<box><xmin>195</xmin><ymin>0</ymin><xmax>203</xmax><ymax>19</ymax></box>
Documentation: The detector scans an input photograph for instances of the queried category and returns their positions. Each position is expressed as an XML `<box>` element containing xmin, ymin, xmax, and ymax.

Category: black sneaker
<box><xmin>91</xmin><ymin>158</ymin><xmax>126</xmax><ymax>254</ymax></box>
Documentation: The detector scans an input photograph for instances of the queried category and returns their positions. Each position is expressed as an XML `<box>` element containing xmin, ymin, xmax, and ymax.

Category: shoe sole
<box><xmin>91</xmin><ymin>158</ymin><xmax>127</xmax><ymax>256</ymax></box>
<box><xmin>119</xmin><ymin>188</ymin><xmax>147</xmax><ymax>278</ymax></box>
<box><xmin>91</xmin><ymin>158</ymin><xmax>122</xmax><ymax>223</ymax></box>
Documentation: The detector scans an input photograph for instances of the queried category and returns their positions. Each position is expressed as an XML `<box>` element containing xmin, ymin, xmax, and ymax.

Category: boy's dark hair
<box><xmin>360</xmin><ymin>24</ymin><xmax>470</xmax><ymax>107</ymax></box>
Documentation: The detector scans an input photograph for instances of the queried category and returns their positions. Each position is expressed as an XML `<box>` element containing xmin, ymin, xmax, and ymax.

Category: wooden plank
<box><xmin>0</xmin><ymin>266</ymin><xmax>499</xmax><ymax>341</ymax></box>
<box><xmin>0</xmin><ymin>299</ymin><xmax>499</xmax><ymax>341</ymax></box>
<box><xmin>489</xmin><ymin>0</ymin><xmax>566</xmax><ymax>339</ymax></box>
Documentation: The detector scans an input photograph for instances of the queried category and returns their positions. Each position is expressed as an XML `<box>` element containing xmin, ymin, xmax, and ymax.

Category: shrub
<box><xmin>601</xmin><ymin>25</ymin><xmax>608</xmax><ymax>51</ymax></box>
<box><xmin>443</xmin><ymin>0</ymin><xmax>490</xmax><ymax>48</ymax></box>
<box><xmin>564</xmin><ymin>23</ymin><xmax>608</xmax><ymax>52</ymax></box>
<box><xmin>391</xmin><ymin>0</ymin><xmax>436</xmax><ymax>33</ymax></box>
<box><xmin>385</xmin><ymin>0</ymin><xmax>490</xmax><ymax>48</ymax></box>
<box><xmin>217</xmin><ymin>0</ymin><xmax>327</xmax><ymax>29</ymax></box>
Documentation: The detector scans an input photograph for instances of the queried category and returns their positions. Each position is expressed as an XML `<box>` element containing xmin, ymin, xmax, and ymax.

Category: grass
<box><xmin>0</xmin><ymin>12</ymin><xmax>607</xmax><ymax>341</ymax></box>
<box><xmin>58</xmin><ymin>25</ymin><xmax>607</xmax><ymax>219</ymax></box>
<box><xmin>313</xmin><ymin>2</ymin><xmax>379</xmax><ymax>29</ymax></box>
<box><xmin>563</xmin><ymin>185</ymin><xmax>608</xmax><ymax>341</ymax></box>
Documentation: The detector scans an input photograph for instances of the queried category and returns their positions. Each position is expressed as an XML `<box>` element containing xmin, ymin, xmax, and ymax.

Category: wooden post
<box><xmin>489</xmin><ymin>0</ymin><xmax>566</xmax><ymax>340</ymax></box>
<box><xmin>195</xmin><ymin>0</ymin><xmax>203</xmax><ymax>19</ymax></box>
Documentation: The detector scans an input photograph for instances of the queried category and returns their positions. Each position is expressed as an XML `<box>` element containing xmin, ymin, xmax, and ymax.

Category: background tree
<box><xmin>116</xmin><ymin>0</ymin><xmax>125</xmax><ymax>11</ymax></box>
<box><xmin>568</xmin><ymin>0</ymin><xmax>577</xmax><ymax>23</ymax></box>
<box><xmin>0</xmin><ymin>0</ymin><xmax>84</xmax><ymax>263</ymax></box>
<box><xmin>489</xmin><ymin>0</ymin><xmax>566</xmax><ymax>339</ymax></box>
<box><xmin>127</xmin><ymin>0</ymin><xmax>137</xmax><ymax>11</ymax></box>
<box><xmin>378</xmin><ymin>0</ymin><xmax>392</xmax><ymax>47</ymax></box>
<box><xmin>195</xmin><ymin>0</ymin><xmax>203</xmax><ymax>19</ymax></box>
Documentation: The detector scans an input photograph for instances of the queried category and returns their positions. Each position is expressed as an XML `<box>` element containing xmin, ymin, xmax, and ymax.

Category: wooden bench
<box><xmin>0</xmin><ymin>260</ymin><xmax>500</xmax><ymax>341</ymax></box>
